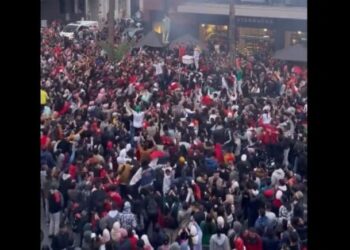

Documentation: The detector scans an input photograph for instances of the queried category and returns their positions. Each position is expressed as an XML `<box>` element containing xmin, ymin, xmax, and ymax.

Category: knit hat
<box><xmin>179</xmin><ymin>156</ymin><xmax>186</xmax><ymax>164</ymax></box>
<box><xmin>135</xmin><ymin>105</ymin><xmax>141</xmax><ymax>112</ymax></box>
<box><xmin>141</xmin><ymin>235</ymin><xmax>152</xmax><ymax>247</ymax></box>
<box><xmin>102</xmin><ymin>229</ymin><xmax>110</xmax><ymax>243</ymax></box>
<box><xmin>169</xmin><ymin>242</ymin><xmax>181</xmax><ymax>250</ymax></box>
<box><xmin>83</xmin><ymin>230</ymin><xmax>92</xmax><ymax>242</ymax></box>
<box><xmin>294</xmin><ymin>191</ymin><xmax>304</xmax><ymax>200</ymax></box>
<box><xmin>113</xmin><ymin>221</ymin><xmax>121</xmax><ymax>230</ymax></box>
<box><xmin>276</xmin><ymin>190</ymin><xmax>283</xmax><ymax>200</ymax></box>
<box><xmin>217</xmin><ymin>216</ymin><xmax>225</xmax><ymax>229</ymax></box>
<box><xmin>124</xmin><ymin>201</ymin><xmax>131</xmax><ymax>210</ymax></box>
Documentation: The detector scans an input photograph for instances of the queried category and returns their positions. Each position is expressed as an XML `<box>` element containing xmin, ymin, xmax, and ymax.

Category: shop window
<box><xmin>237</xmin><ymin>27</ymin><xmax>274</xmax><ymax>55</ymax></box>
<box><xmin>289</xmin><ymin>31</ymin><xmax>307</xmax><ymax>46</ymax></box>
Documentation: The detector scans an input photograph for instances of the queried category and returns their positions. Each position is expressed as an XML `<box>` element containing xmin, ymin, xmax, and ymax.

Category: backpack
<box><xmin>170</xmin><ymin>201</ymin><xmax>180</xmax><ymax>220</ymax></box>
<box><xmin>147</xmin><ymin>198</ymin><xmax>158</xmax><ymax>216</ymax></box>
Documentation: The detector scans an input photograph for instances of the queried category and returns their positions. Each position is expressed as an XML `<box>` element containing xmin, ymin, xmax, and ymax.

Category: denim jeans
<box><xmin>49</xmin><ymin>211</ymin><xmax>61</xmax><ymax>235</ymax></box>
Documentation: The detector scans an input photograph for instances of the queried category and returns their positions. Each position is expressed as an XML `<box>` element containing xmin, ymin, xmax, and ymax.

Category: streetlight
<box><xmin>229</xmin><ymin>0</ymin><xmax>236</xmax><ymax>66</ymax></box>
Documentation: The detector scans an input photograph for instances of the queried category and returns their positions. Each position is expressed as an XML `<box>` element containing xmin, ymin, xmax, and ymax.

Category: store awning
<box><xmin>169</xmin><ymin>34</ymin><xmax>206</xmax><ymax>49</ymax></box>
<box><xmin>134</xmin><ymin>31</ymin><xmax>164</xmax><ymax>48</ymax></box>
<box><xmin>273</xmin><ymin>44</ymin><xmax>307</xmax><ymax>62</ymax></box>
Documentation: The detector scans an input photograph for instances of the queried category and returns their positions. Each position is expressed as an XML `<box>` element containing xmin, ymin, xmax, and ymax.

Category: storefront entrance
<box><xmin>237</xmin><ymin>27</ymin><xmax>275</xmax><ymax>55</ymax></box>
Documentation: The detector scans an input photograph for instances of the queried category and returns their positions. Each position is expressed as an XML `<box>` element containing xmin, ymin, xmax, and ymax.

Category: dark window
<box><xmin>59</xmin><ymin>0</ymin><xmax>66</xmax><ymax>14</ymax></box>
<box><xmin>78</xmin><ymin>0</ymin><xmax>85</xmax><ymax>13</ymax></box>
<box><xmin>70</xmin><ymin>0</ymin><xmax>75</xmax><ymax>14</ymax></box>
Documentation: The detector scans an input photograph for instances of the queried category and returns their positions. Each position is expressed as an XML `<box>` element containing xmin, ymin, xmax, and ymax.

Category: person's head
<box><xmin>289</xmin><ymin>231</ymin><xmax>299</xmax><ymax>244</ymax></box>
<box><xmin>233</xmin><ymin>221</ymin><xmax>242</xmax><ymax>235</ymax></box>
<box><xmin>206</xmin><ymin>214</ymin><xmax>212</xmax><ymax>223</ymax></box>
<box><xmin>259</xmin><ymin>206</ymin><xmax>266</xmax><ymax>216</ymax></box>
<box><xmin>248</xmin><ymin>228</ymin><xmax>258</xmax><ymax>238</ymax></box>
<box><xmin>217</xmin><ymin>216</ymin><xmax>225</xmax><ymax>229</ymax></box>
<box><xmin>163</xmin><ymin>234</ymin><xmax>170</xmax><ymax>245</ymax></box>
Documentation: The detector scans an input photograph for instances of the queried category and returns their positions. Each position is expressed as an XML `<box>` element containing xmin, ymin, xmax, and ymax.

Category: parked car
<box><xmin>60</xmin><ymin>21</ymin><xmax>98</xmax><ymax>39</ymax></box>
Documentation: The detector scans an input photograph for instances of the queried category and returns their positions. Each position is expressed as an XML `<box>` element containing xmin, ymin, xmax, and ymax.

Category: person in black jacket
<box><xmin>89</xmin><ymin>179</ymin><xmax>107</xmax><ymax>215</ymax></box>
<box><xmin>262</xmin><ymin>226</ymin><xmax>280</xmax><ymax>250</ymax></box>
<box><xmin>48</xmin><ymin>183</ymin><xmax>64</xmax><ymax>237</ymax></box>
<box><xmin>59</xmin><ymin>168</ymin><xmax>75</xmax><ymax>209</ymax></box>
<box><xmin>51</xmin><ymin>224</ymin><xmax>74</xmax><ymax>250</ymax></box>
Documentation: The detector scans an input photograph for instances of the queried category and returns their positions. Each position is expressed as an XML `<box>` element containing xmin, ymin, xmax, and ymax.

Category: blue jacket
<box><xmin>205</xmin><ymin>157</ymin><xmax>218</xmax><ymax>171</ymax></box>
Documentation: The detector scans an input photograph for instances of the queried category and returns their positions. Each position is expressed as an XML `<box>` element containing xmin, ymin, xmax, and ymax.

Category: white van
<box><xmin>60</xmin><ymin>21</ymin><xmax>98</xmax><ymax>39</ymax></box>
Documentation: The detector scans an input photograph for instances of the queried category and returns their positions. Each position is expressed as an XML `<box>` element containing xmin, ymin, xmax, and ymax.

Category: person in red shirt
<box><xmin>201</xmin><ymin>94</ymin><xmax>213</xmax><ymax>106</ymax></box>
<box><xmin>233</xmin><ymin>222</ymin><xmax>246</xmax><ymax>250</ymax></box>
<box><xmin>178</xmin><ymin>44</ymin><xmax>186</xmax><ymax>59</ymax></box>
<box><xmin>127</xmin><ymin>228</ymin><xmax>138</xmax><ymax>250</ymax></box>
<box><xmin>243</xmin><ymin>228</ymin><xmax>263</xmax><ymax>250</ymax></box>
<box><xmin>68</xmin><ymin>164</ymin><xmax>77</xmax><ymax>180</ymax></box>
<box><xmin>41</xmin><ymin>130</ymin><xmax>51</xmax><ymax>150</ymax></box>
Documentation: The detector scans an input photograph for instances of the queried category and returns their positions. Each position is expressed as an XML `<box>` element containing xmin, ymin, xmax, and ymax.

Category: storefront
<box><xmin>285</xmin><ymin>30</ymin><xmax>307</xmax><ymax>47</ymax></box>
<box><xmin>237</xmin><ymin>27</ymin><xmax>275</xmax><ymax>55</ymax></box>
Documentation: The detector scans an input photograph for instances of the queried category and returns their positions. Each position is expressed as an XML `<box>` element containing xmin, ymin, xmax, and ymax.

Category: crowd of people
<box><xmin>41</xmin><ymin>20</ymin><xmax>307</xmax><ymax>250</ymax></box>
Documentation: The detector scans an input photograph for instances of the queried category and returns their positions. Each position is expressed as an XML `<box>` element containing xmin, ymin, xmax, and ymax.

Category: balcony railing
<box><xmin>185</xmin><ymin>0</ymin><xmax>307</xmax><ymax>7</ymax></box>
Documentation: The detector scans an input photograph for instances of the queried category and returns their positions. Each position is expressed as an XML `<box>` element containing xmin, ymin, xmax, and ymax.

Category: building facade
<box><xmin>41</xmin><ymin>0</ymin><xmax>86</xmax><ymax>24</ymax></box>
<box><xmin>85</xmin><ymin>0</ymin><xmax>132</xmax><ymax>24</ymax></box>
<box><xmin>141</xmin><ymin>0</ymin><xmax>307</xmax><ymax>51</ymax></box>
<box><xmin>41</xmin><ymin>0</ymin><xmax>132</xmax><ymax>25</ymax></box>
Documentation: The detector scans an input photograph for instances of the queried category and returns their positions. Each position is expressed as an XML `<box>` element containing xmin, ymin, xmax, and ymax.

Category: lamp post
<box><xmin>229</xmin><ymin>0</ymin><xmax>236</xmax><ymax>66</ymax></box>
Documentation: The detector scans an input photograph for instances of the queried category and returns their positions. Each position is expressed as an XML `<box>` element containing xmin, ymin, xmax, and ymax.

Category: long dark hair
<box><xmin>216</xmin><ymin>227</ymin><xmax>224</xmax><ymax>238</ymax></box>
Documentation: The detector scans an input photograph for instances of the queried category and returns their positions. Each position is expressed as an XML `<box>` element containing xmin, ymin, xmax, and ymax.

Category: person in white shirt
<box><xmin>261</xmin><ymin>110</ymin><xmax>272</xmax><ymax>125</ymax></box>
<box><xmin>194</xmin><ymin>46</ymin><xmax>201</xmax><ymax>70</ymax></box>
<box><xmin>154</xmin><ymin>60</ymin><xmax>164</xmax><ymax>76</ymax></box>
<box><xmin>117</xmin><ymin>143</ymin><xmax>132</xmax><ymax>165</ymax></box>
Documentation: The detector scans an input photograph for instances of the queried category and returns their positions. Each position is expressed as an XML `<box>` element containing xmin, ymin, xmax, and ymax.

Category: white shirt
<box><xmin>132</xmin><ymin>111</ymin><xmax>145</xmax><ymax>128</ymax></box>
<box><xmin>266</xmin><ymin>211</ymin><xmax>277</xmax><ymax>222</ymax></box>
<box><xmin>194</xmin><ymin>49</ymin><xmax>200</xmax><ymax>60</ymax></box>
<box><xmin>262</xmin><ymin>113</ymin><xmax>272</xmax><ymax>124</ymax></box>
<box><xmin>154</xmin><ymin>62</ymin><xmax>163</xmax><ymax>75</ymax></box>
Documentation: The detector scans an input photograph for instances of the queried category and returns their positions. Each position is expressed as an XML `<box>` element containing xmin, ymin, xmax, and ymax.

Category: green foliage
<box><xmin>97</xmin><ymin>41</ymin><xmax>134</xmax><ymax>62</ymax></box>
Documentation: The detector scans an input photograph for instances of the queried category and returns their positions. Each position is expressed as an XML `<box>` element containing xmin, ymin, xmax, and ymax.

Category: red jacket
<box><xmin>244</xmin><ymin>235</ymin><xmax>263</xmax><ymax>250</ymax></box>
<box><xmin>214</xmin><ymin>143</ymin><xmax>224</xmax><ymax>164</ymax></box>
<box><xmin>193</xmin><ymin>183</ymin><xmax>202</xmax><ymax>201</ymax></box>
<box><xmin>233</xmin><ymin>237</ymin><xmax>245</xmax><ymax>250</ymax></box>
<box><xmin>179</xmin><ymin>46</ymin><xmax>186</xmax><ymax>59</ymax></box>
<box><xmin>41</xmin><ymin>135</ymin><xmax>50</xmax><ymax>150</ymax></box>
<box><xmin>129</xmin><ymin>235</ymin><xmax>138</xmax><ymax>250</ymax></box>
<box><xmin>108</xmin><ymin>191</ymin><xmax>123</xmax><ymax>209</ymax></box>
<box><xmin>68</xmin><ymin>164</ymin><xmax>77</xmax><ymax>180</ymax></box>
<box><xmin>201</xmin><ymin>95</ymin><xmax>213</xmax><ymax>106</ymax></box>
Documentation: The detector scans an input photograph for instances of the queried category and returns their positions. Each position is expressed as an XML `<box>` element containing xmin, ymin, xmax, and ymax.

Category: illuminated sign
<box><xmin>236</xmin><ymin>17</ymin><xmax>275</xmax><ymax>25</ymax></box>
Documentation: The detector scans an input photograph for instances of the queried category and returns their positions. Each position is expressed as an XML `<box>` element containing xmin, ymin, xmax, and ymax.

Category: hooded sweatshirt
<box><xmin>209</xmin><ymin>233</ymin><xmax>230</xmax><ymax>250</ymax></box>
<box><xmin>119</xmin><ymin>201</ymin><xmax>137</xmax><ymax>229</ymax></box>
<box><xmin>99</xmin><ymin>209</ymin><xmax>120</xmax><ymax>231</ymax></box>
<box><xmin>111</xmin><ymin>221</ymin><xmax>128</xmax><ymax>242</ymax></box>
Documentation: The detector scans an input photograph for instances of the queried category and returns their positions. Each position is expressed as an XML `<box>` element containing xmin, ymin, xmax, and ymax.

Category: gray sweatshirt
<box><xmin>209</xmin><ymin>234</ymin><xmax>230</xmax><ymax>250</ymax></box>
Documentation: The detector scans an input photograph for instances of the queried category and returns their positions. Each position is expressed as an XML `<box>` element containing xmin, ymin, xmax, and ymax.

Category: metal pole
<box><xmin>229</xmin><ymin>0</ymin><xmax>236</xmax><ymax>66</ymax></box>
